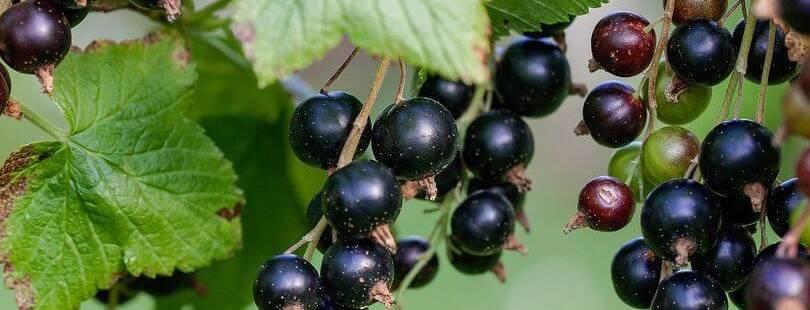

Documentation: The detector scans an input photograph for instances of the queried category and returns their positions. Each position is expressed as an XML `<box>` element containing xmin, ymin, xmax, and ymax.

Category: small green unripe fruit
<box><xmin>641</xmin><ymin>62</ymin><xmax>712</xmax><ymax>125</ymax></box>
<box><xmin>641</xmin><ymin>126</ymin><xmax>701</xmax><ymax>186</ymax></box>
<box><xmin>608</xmin><ymin>142</ymin><xmax>653</xmax><ymax>201</ymax></box>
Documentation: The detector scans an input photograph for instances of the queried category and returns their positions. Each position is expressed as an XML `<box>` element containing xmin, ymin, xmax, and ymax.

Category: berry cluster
<box><xmin>0</xmin><ymin>0</ymin><xmax>182</xmax><ymax>98</ymax></box>
<box><xmin>566</xmin><ymin>0</ymin><xmax>810</xmax><ymax>309</ymax></box>
<box><xmin>253</xmin><ymin>18</ymin><xmax>583</xmax><ymax>309</ymax></box>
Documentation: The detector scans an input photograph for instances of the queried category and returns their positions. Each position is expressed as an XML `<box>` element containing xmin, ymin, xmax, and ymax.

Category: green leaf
<box><xmin>0</xmin><ymin>34</ymin><xmax>242</xmax><ymax>310</ymax></box>
<box><xmin>153</xmin><ymin>33</ymin><xmax>325</xmax><ymax>310</ymax></box>
<box><xmin>231</xmin><ymin>0</ymin><xmax>490</xmax><ymax>87</ymax></box>
<box><xmin>486</xmin><ymin>0</ymin><xmax>610</xmax><ymax>37</ymax></box>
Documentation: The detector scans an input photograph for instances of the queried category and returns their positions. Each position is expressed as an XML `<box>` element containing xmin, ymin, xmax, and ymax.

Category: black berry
<box><xmin>768</xmin><ymin>178</ymin><xmax>806</xmax><ymax>237</ymax></box>
<box><xmin>581</xmin><ymin>81</ymin><xmax>647</xmax><ymax>148</ymax></box>
<box><xmin>692</xmin><ymin>226</ymin><xmax>757</xmax><ymax>291</ymax></box>
<box><xmin>447</xmin><ymin>244</ymin><xmax>505</xmax><ymax>282</ymax></box>
<box><xmin>732</xmin><ymin>19</ymin><xmax>798</xmax><ymax>85</ymax></box>
<box><xmin>651</xmin><ymin>270</ymin><xmax>728</xmax><ymax>309</ymax></box>
<box><xmin>392</xmin><ymin>236</ymin><xmax>439</xmax><ymax>290</ymax></box>
<box><xmin>462</xmin><ymin>110</ymin><xmax>534</xmax><ymax>191</ymax></box>
<box><xmin>745</xmin><ymin>257</ymin><xmax>810</xmax><ymax>309</ymax></box>
<box><xmin>611</xmin><ymin>237</ymin><xmax>662</xmax><ymax>308</ymax></box>
<box><xmin>780</xmin><ymin>0</ymin><xmax>810</xmax><ymax>34</ymax></box>
<box><xmin>666</xmin><ymin>20</ymin><xmax>736</xmax><ymax>86</ymax></box>
<box><xmin>451</xmin><ymin>191</ymin><xmax>520</xmax><ymax>256</ymax></box>
<box><xmin>417</xmin><ymin>74</ymin><xmax>475</xmax><ymax>119</ymax></box>
<box><xmin>321</xmin><ymin>239</ymin><xmax>395</xmax><ymax>308</ymax></box>
<box><xmin>468</xmin><ymin>178</ymin><xmax>529</xmax><ymax>232</ymax></box>
<box><xmin>253</xmin><ymin>254</ymin><xmax>325</xmax><ymax>310</ymax></box>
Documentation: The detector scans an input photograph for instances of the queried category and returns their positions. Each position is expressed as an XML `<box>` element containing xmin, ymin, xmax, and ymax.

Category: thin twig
<box><xmin>337</xmin><ymin>58</ymin><xmax>391</xmax><ymax>167</ymax></box>
<box><xmin>643</xmin><ymin>0</ymin><xmax>676</xmax><ymax>141</ymax></box>
<box><xmin>756</xmin><ymin>20</ymin><xmax>777</xmax><ymax>124</ymax></box>
<box><xmin>321</xmin><ymin>47</ymin><xmax>360</xmax><ymax>94</ymax></box>
<box><xmin>719</xmin><ymin>0</ymin><xmax>743</xmax><ymax>26</ymax></box>
<box><xmin>18</xmin><ymin>102</ymin><xmax>64</xmax><ymax>140</ymax></box>
<box><xmin>717</xmin><ymin>3</ymin><xmax>759</xmax><ymax>123</ymax></box>
<box><xmin>734</xmin><ymin>78</ymin><xmax>744</xmax><ymax>119</ymax></box>
<box><xmin>303</xmin><ymin>218</ymin><xmax>328</xmax><ymax>260</ymax></box>
<box><xmin>395</xmin><ymin>59</ymin><xmax>407</xmax><ymax>104</ymax></box>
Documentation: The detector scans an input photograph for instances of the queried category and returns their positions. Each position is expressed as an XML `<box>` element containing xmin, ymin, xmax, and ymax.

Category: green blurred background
<box><xmin>0</xmin><ymin>0</ymin><xmax>806</xmax><ymax>309</ymax></box>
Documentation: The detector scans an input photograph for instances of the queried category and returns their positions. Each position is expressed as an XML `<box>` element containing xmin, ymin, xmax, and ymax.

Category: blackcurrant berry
<box><xmin>129</xmin><ymin>0</ymin><xmax>181</xmax><ymax>22</ymax></box>
<box><xmin>641</xmin><ymin>126</ymin><xmax>700</xmax><ymax>186</ymax></box>
<box><xmin>651</xmin><ymin>270</ymin><xmax>728</xmax><ymax>309</ymax></box>
<box><xmin>524</xmin><ymin>17</ymin><xmax>575</xmax><ymax>38</ymax></box>
<box><xmin>289</xmin><ymin>91</ymin><xmax>370</xmax><ymax>170</ymax></box>
<box><xmin>799</xmin><ymin>149</ymin><xmax>810</xmax><ymax>196</ymax></box>
<box><xmin>565</xmin><ymin>176</ymin><xmax>635</xmax><ymax>233</ymax></box>
<box><xmin>608</xmin><ymin>142</ymin><xmax>653</xmax><ymax>201</ymax></box>
<box><xmin>62</xmin><ymin>5</ymin><xmax>89</xmax><ymax>28</ymax></box>
<box><xmin>666</xmin><ymin>20</ymin><xmax>736</xmax><ymax>86</ymax></box>
<box><xmin>780</xmin><ymin>0</ymin><xmax>810</xmax><ymax>34</ymax></box>
<box><xmin>745</xmin><ymin>257</ymin><xmax>810</xmax><ymax>309</ymax></box>
<box><xmin>417</xmin><ymin>74</ymin><xmax>475</xmax><ymax>119</ymax></box>
<box><xmin>699</xmin><ymin>120</ymin><xmax>780</xmax><ymax>201</ymax></box>
<box><xmin>640</xmin><ymin>61</ymin><xmax>711</xmax><ymax>125</ymax></box>
<box><xmin>392</xmin><ymin>236</ymin><xmax>439</xmax><ymax>290</ymax></box>
<box><xmin>641</xmin><ymin>178</ymin><xmax>722</xmax><ymax>265</ymax></box>
<box><xmin>692</xmin><ymin>226</ymin><xmax>757</xmax><ymax>291</ymax></box>
<box><xmin>0</xmin><ymin>0</ymin><xmax>71</xmax><ymax>93</ymax></box>
<box><xmin>253</xmin><ymin>254</ymin><xmax>325</xmax><ymax>310</ymax></box>
<box><xmin>321</xmin><ymin>160</ymin><xmax>402</xmax><ymax>251</ymax></box>
<box><xmin>321</xmin><ymin>239</ymin><xmax>395</xmax><ymax>308</ymax></box>
<box><xmin>451</xmin><ymin>191</ymin><xmax>521</xmax><ymax>256</ymax></box>
<box><xmin>756</xmin><ymin>242</ymin><xmax>809</xmax><ymax>266</ymax></box>
<box><xmin>733</xmin><ymin>19</ymin><xmax>798</xmax><ymax>85</ymax></box>
<box><xmin>372</xmin><ymin>97</ymin><xmax>459</xmax><ymax>199</ymax></box>
<box><xmin>611</xmin><ymin>237</ymin><xmax>662</xmax><ymax>308</ymax></box>
<box><xmin>462</xmin><ymin>110</ymin><xmax>534</xmax><ymax>191</ymax></box>
<box><xmin>667</xmin><ymin>0</ymin><xmax>729</xmax><ymax>25</ymax></box>
<box><xmin>581</xmin><ymin>81</ymin><xmax>647</xmax><ymax>148</ymax></box>
<box><xmin>447</xmin><ymin>244</ymin><xmax>505</xmax><ymax>282</ymax></box>
<box><xmin>590</xmin><ymin>12</ymin><xmax>656</xmax><ymax>77</ymax></box>
<box><xmin>407</xmin><ymin>154</ymin><xmax>463</xmax><ymax>201</ymax></box>
<box><xmin>494</xmin><ymin>38</ymin><xmax>571</xmax><ymax>117</ymax></box>
<box><xmin>768</xmin><ymin>178</ymin><xmax>806</xmax><ymax>237</ymax></box>
<box><xmin>305</xmin><ymin>192</ymin><xmax>335</xmax><ymax>253</ymax></box>
<box><xmin>468</xmin><ymin>178</ymin><xmax>529</xmax><ymax>232</ymax></box>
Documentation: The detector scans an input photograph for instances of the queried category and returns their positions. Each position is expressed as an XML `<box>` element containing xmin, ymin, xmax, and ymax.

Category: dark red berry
<box><xmin>745</xmin><ymin>257</ymin><xmax>810</xmax><ymax>309</ymax></box>
<box><xmin>566</xmin><ymin>176</ymin><xmax>635</xmax><ymax>233</ymax></box>
<box><xmin>651</xmin><ymin>270</ymin><xmax>728</xmax><ymax>309</ymax></box>
<box><xmin>611</xmin><ymin>238</ymin><xmax>662</xmax><ymax>308</ymax></box>
<box><xmin>451</xmin><ymin>191</ymin><xmax>520</xmax><ymax>256</ymax></box>
<box><xmin>494</xmin><ymin>38</ymin><xmax>571</xmax><ymax>117</ymax></box>
<box><xmin>418</xmin><ymin>74</ymin><xmax>475</xmax><ymax>119</ymax></box>
<box><xmin>641</xmin><ymin>179</ymin><xmax>722</xmax><ymax>265</ymax></box>
<box><xmin>590</xmin><ymin>12</ymin><xmax>656</xmax><ymax>77</ymax></box>
<box><xmin>582</xmin><ymin>81</ymin><xmax>647</xmax><ymax>148</ymax></box>
<box><xmin>666</xmin><ymin>20</ymin><xmax>736</xmax><ymax>86</ymax></box>
<box><xmin>667</xmin><ymin>0</ymin><xmax>729</xmax><ymax>25</ymax></box>
<box><xmin>0</xmin><ymin>0</ymin><xmax>71</xmax><ymax>93</ymax></box>
<box><xmin>733</xmin><ymin>19</ymin><xmax>798</xmax><ymax>85</ymax></box>
<box><xmin>321</xmin><ymin>239</ymin><xmax>395</xmax><ymax>308</ymax></box>
<box><xmin>768</xmin><ymin>178</ymin><xmax>806</xmax><ymax>237</ymax></box>
<box><xmin>692</xmin><ymin>226</ymin><xmax>757</xmax><ymax>291</ymax></box>
<box><xmin>253</xmin><ymin>254</ymin><xmax>325</xmax><ymax>310</ymax></box>
<box><xmin>462</xmin><ymin>110</ymin><xmax>534</xmax><ymax>190</ymax></box>
<box><xmin>392</xmin><ymin>236</ymin><xmax>439</xmax><ymax>290</ymax></box>
<box><xmin>289</xmin><ymin>91</ymin><xmax>370</xmax><ymax>170</ymax></box>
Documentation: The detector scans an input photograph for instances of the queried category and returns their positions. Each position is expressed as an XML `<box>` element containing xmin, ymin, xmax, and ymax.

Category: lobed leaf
<box><xmin>486</xmin><ymin>0</ymin><xmax>611</xmax><ymax>37</ymax></box>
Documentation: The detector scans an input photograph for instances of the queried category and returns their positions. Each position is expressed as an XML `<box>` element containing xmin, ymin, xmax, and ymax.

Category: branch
<box><xmin>337</xmin><ymin>58</ymin><xmax>391</xmax><ymax>167</ymax></box>
<box><xmin>321</xmin><ymin>47</ymin><xmax>360</xmax><ymax>94</ymax></box>
<box><xmin>395</xmin><ymin>59</ymin><xmax>407</xmax><ymax>104</ymax></box>
<box><xmin>643</xmin><ymin>0</ymin><xmax>676</xmax><ymax>141</ymax></box>
<box><xmin>756</xmin><ymin>20</ymin><xmax>777</xmax><ymax>124</ymax></box>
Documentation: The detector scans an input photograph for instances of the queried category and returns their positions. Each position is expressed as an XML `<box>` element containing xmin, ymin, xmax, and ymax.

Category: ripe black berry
<box><xmin>372</xmin><ymin>97</ymin><xmax>459</xmax><ymax>199</ymax></box>
<box><xmin>733</xmin><ymin>19</ymin><xmax>798</xmax><ymax>85</ymax></box>
<box><xmin>129</xmin><ymin>0</ymin><xmax>181</xmax><ymax>22</ymax></box>
<box><xmin>63</xmin><ymin>6</ymin><xmax>89</xmax><ymax>28</ymax></box>
<box><xmin>289</xmin><ymin>91</ymin><xmax>370</xmax><ymax>170</ymax></box>
<box><xmin>321</xmin><ymin>239</ymin><xmax>395</xmax><ymax>308</ymax></box>
<box><xmin>745</xmin><ymin>257</ymin><xmax>810</xmax><ymax>309</ymax></box>
<box><xmin>666</xmin><ymin>20</ymin><xmax>736</xmax><ymax>86</ymax></box>
<box><xmin>494</xmin><ymin>38</ymin><xmax>571</xmax><ymax>117</ymax></box>
<box><xmin>651</xmin><ymin>270</ymin><xmax>728</xmax><ymax>309</ymax></box>
<box><xmin>0</xmin><ymin>0</ymin><xmax>71</xmax><ymax>93</ymax></box>
<box><xmin>305</xmin><ymin>192</ymin><xmax>335</xmax><ymax>253</ymax></box>
<box><xmin>253</xmin><ymin>254</ymin><xmax>325</xmax><ymax>310</ymax></box>
<box><xmin>418</xmin><ymin>74</ymin><xmax>475</xmax><ymax>119</ymax></box>
<box><xmin>468</xmin><ymin>178</ymin><xmax>529</xmax><ymax>232</ymax></box>
<box><xmin>581</xmin><ymin>81</ymin><xmax>647</xmax><ymax>148</ymax></box>
<box><xmin>780</xmin><ymin>0</ymin><xmax>810</xmax><ymax>34</ymax></box>
<box><xmin>611</xmin><ymin>238</ymin><xmax>662</xmax><ymax>308</ymax></box>
<box><xmin>590</xmin><ymin>12</ymin><xmax>656</xmax><ymax>77</ymax></box>
<box><xmin>451</xmin><ymin>191</ymin><xmax>522</xmax><ymax>256</ymax></box>
<box><xmin>462</xmin><ymin>110</ymin><xmax>534</xmax><ymax>191</ymax></box>
<box><xmin>692</xmin><ymin>226</ymin><xmax>757</xmax><ymax>291</ymax></box>
<box><xmin>640</xmin><ymin>126</ymin><xmax>700</xmax><ymax>186</ymax></box>
<box><xmin>668</xmin><ymin>0</ymin><xmax>729</xmax><ymax>25</ymax></box>
<box><xmin>768</xmin><ymin>178</ymin><xmax>806</xmax><ymax>237</ymax></box>
<box><xmin>524</xmin><ymin>17</ymin><xmax>575</xmax><ymax>38</ymax></box>
<box><xmin>447</xmin><ymin>244</ymin><xmax>505</xmax><ymax>282</ymax></box>
<box><xmin>699</xmin><ymin>120</ymin><xmax>780</xmax><ymax>201</ymax></box>
<box><xmin>321</xmin><ymin>160</ymin><xmax>402</xmax><ymax>251</ymax></box>
<box><xmin>566</xmin><ymin>176</ymin><xmax>635</xmax><ymax>233</ymax></box>
<box><xmin>392</xmin><ymin>236</ymin><xmax>439</xmax><ymax>290</ymax></box>
<box><xmin>641</xmin><ymin>179</ymin><xmax>722</xmax><ymax>265</ymax></box>
<box><xmin>756</xmin><ymin>242</ymin><xmax>809</xmax><ymax>266</ymax></box>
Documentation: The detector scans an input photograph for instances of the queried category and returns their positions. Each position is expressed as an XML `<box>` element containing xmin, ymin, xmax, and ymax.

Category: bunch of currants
<box><xmin>565</xmin><ymin>0</ymin><xmax>810</xmax><ymax>309</ymax></box>
<box><xmin>252</xmin><ymin>16</ymin><xmax>584</xmax><ymax>310</ymax></box>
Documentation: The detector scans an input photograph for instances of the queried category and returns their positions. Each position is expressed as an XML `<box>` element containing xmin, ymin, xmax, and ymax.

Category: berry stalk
<box><xmin>642</xmin><ymin>0</ymin><xmax>675</xmax><ymax>141</ymax></box>
<box><xmin>395</xmin><ymin>59</ymin><xmax>406</xmax><ymax>104</ymax></box>
<box><xmin>320</xmin><ymin>47</ymin><xmax>360</xmax><ymax>94</ymax></box>
<box><xmin>18</xmin><ymin>101</ymin><xmax>64</xmax><ymax>140</ymax></box>
<box><xmin>718</xmin><ymin>3</ymin><xmax>758</xmax><ymax>122</ymax></box>
<box><xmin>756</xmin><ymin>20</ymin><xmax>777</xmax><ymax>124</ymax></box>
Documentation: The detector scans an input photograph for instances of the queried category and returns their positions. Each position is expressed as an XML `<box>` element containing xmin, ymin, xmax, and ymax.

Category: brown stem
<box><xmin>587</xmin><ymin>58</ymin><xmax>601</xmax><ymax>73</ymax></box>
<box><xmin>321</xmin><ymin>47</ymin><xmax>360</xmax><ymax>94</ymax></box>
<box><xmin>644</xmin><ymin>0</ymin><xmax>675</xmax><ymax>141</ymax></box>
<box><xmin>515</xmin><ymin>210</ymin><xmax>531</xmax><ymax>233</ymax></box>
<box><xmin>563</xmin><ymin>211</ymin><xmax>588</xmax><ymax>234</ymax></box>
<box><xmin>777</xmin><ymin>206</ymin><xmax>810</xmax><ymax>258</ymax></box>
<box><xmin>718</xmin><ymin>0</ymin><xmax>743</xmax><ymax>27</ymax></box>
<box><xmin>505</xmin><ymin>164</ymin><xmax>532</xmax><ymax>192</ymax></box>
<box><xmin>773</xmin><ymin>122</ymin><xmax>789</xmax><ymax>146</ymax></box>
<box><xmin>734</xmin><ymin>77</ymin><xmax>744</xmax><ymax>118</ymax></box>
<box><xmin>673</xmin><ymin>238</ymin><xmax>695</xmax><ymax>266</ymax></box>
<box><xmin>491</xmin><ymin>262</ymin><xmax>507</xmax><ymax>283</ymax></box>
<box><xmin>569</xmin><ymin>82</ymin><xmax>588</xmax><ymax>97</ymax></box>
<box><xmin>303</xmin><ymin>217</ymin><xmax>328</xmax><ymax>260</ymax></box>
<box><xmin>574</xmin><ymin>120</ymin><xmax>590</xmax><ymax>136</ymax></box>
<box><xmin>744</xmin><ymin>182</ymin><xmax>766</xmax><ymax>213</ymax></box>
<box><xmin>337</xmin><ymin>58</ymin><xmax>391</xmax><ymax>167</ymax></box>
<box><xmin>370</xmin><ymin>281</ymin><xmax>394</xmax><ymax>306</ymax></box>
<box><xmin>416</xmin><ymin>176</ymin><xmax>437</xmax><ymax>201</ymax></box>
<box><xmin>395</xmin><ymin>59</ymin><xmax>407</xmax><ymax>104</ymax></box>
<box><xmin>370</xmin><ymin>224</ymin><xmax>397</xmax><ymax>253</ymax></box>
<box><xmin>756</xmin><ymin>20</ymin><xmax>777</xmax><ymax>124</ymax></box>
<box><xmin>504</xmin><ymin>234</ymin><xmax>528</xmax><ymax>255</ymax></box>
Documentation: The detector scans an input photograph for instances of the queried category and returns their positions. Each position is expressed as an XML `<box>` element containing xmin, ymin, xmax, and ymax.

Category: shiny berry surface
<box><xmin>578</xmin><ymin>176</ymin><xmax>635</xmax><ymax>231</ymax></box>
<box><xmin>0</xmin><ymin>0</ymin><xmax>71</xmax><ymax>73</ymax></box>
<box><xmin>418</xmin><ymin>74</ymin><xmax>475</xmax><ymax>119</ymax></box>
<box><xmin>781</xmin><ymin>0</ymin><xmax>810</xmax><ymax>34</ymax></box>
<box><xmin>591</xmin><ymin>12</ymin><xmax>656</xmax><ymax>77</ymax></box>
<box><xmin>582</xmin><ymin>81</ymin><xmax>647</xmax><ymax>148</ymax></box>
<box><xmin>462</xmin><ymin>110</ymin><xmax>534</xmax><ymax>180</ymax></box>
<box><xmin>253</xmin><ymin>254</ymin><xmax>325</xmax><ymax>310</ymax></box>
<box><xmin>666</xmin><ymin>20</ymin><xmax>736</xmax><ymax>86</ymax></box>
<box><xmin>768</xmin><ymin>178</ymin><xmax>806</xmax><ymax>237</ymax></box>
<box><xmin>733</xmin><ymin>19</ymin><xmax>798</xmax><ymax>85</ymax></box>
<box><xmin>321</xmin><ymin>239</ymin><xmax>394</xmax><ymax>308</ymax></box>
<box><xmin>392</xmin><ymin>236</ymin><xmax>439</xmax><ymax>289</ymax></box>
<box><xmin>651</xmin><ymin>270</ymin><xmax>728</xmax><ymax>310</ymax></box>
<box><xmin>641</xmin><ymin>126</ymin><xmax>700</xmax><ymax>187</ymax></box>
<box><xmin>611</xmin><ymin>237</ymin><xmax>662</xmax><ymax>308</ymax></box>
<box><xmin>745</xmin><ymin>257</ymin><xmax>810</xmax><ymax>309</ymax></box>
<box><xmin>692</xmin><ymin>226</ymin><xmax>757</xmax><ymax>291</ymax></box>
<box><xmin>451</xmin><ymin>191</ymin><xmax>515</xmax><ymax>256</ymax></box>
